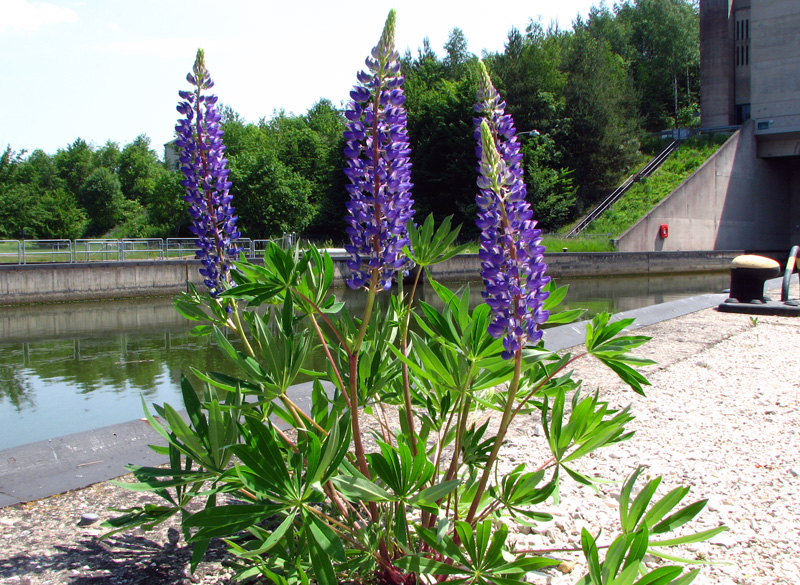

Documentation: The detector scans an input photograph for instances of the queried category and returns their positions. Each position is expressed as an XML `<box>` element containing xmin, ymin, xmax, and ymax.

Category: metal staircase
<box><xmin>565</xmin><ymin>140</ymin><xmax>681</xmax><ymax>238</ymax></box>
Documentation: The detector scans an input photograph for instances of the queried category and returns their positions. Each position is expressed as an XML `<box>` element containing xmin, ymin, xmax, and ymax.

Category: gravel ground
<box><xmin>1</xmin><ymin>302</ymin><xmax>798</xmax><ymax>584</ymax></box>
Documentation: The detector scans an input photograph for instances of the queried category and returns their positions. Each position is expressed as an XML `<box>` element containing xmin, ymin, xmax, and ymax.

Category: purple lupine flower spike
<box><xmin>175</xmin><ymin>49</ymin><xmax>241</xmax><ymax>298</ymax></box>
<box><xmin>475</xmin><ymin>62</ymin><xmax>550</xmax><ymax>360</ymax></box>
<box><xmin>343</xmin><ymin>9</ymin><xmax>415</xmax><ymax>291</ymax></box>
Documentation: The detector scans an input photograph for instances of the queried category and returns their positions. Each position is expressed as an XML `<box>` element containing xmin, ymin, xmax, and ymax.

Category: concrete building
<box><xmin>617</xmin><ymin>0</ymin><xmax>800</xmax><ymax>253</ymax></box>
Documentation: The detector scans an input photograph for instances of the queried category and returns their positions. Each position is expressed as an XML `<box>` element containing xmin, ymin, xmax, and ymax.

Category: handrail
<box><xmin>0</xmin><ymin>240</ymin><xmax>22</xmax><ymax>264</ymax></box>
<box><xmin>565</xmin><ymin>140</ymin><xmax>680</xmax><ymax>238</ymax></box>
<box><xmin>0</xmin><ymin>234</ymin><xmax>297</xmax><ymax>265</ymax></box>
<box><xmin>21</xmin><ymin>239</ymin><xmax>73</xmax><ymax>264</ymax></box>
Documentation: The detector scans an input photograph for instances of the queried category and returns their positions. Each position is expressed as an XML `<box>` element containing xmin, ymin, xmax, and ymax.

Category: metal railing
<box><xmin>74</xmin><ymin>239</ymin><xmax>121</xmax><ymax>262</ymax></box>
<box><xmin>0</xmin><ymin>235</ymin><xmax>297</xmax><ymax>265</ymax></box>
<box><xmin>21</xmin><ymin>240</ymin><xmax>73</xmax><ymax>264</ymax></box>
<box><xmin>565</xmin><ymin>140</ymin><xmax>681</xmax><ymax>238</ymax></box>
<box><xmin>0</xmin><ymin>240</ymin><xmax>22</xmax><ymax>264</ymax></box>
<box><xmin>121</xmin><ymin>239</ymin><xmax>164</xmax><ymax>260</ymax></box>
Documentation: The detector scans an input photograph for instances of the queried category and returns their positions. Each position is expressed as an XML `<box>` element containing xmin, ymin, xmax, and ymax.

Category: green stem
<box><xmin>354</xmin><ymin>273</ymin><xmax>378</xmax><ymax>354</ymax></box>
<box><xmin>279</xmin><ymin>395</ymin><xmax>307</xmax><ymax>432</ymax></box>
<box><xmin>229</xmin><ymin>301</ymin><xmax>256</xmax><ymax>359</ymax></box>
<box><xmin>281</xmin><ymin>394</ymin><xmax>328</xmax><ymax>436</ymax></box>
<box><xmin>510</xmin><ymin>352</ymin><xmax>586</xmax><ymax>421</ymax></box>
<box><xmin>308</xmin><ymin>314</ymin><xmax>347</xmax><ymax>406</ymax></box>
<box><xmin>399</xmin><ymin>267</ymin><xmax>422</xmax><ymax>455</ymax></box>
<box><xmin>465</xmin><ymin>348</ymin><xmax>523</xmax><ymax>525</ymax></box>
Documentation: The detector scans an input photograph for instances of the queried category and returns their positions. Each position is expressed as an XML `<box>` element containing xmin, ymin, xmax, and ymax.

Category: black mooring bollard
<box><xmin>726</xmin><ymin>255</ymin><xmax>781</xmax><ymax>304</ymax></box>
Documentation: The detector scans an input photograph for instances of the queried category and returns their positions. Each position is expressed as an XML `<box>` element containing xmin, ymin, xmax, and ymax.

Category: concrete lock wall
<box><xmin>616</xmin><ymin>120</ymin><xmax>794</xmax><ymax>252</ymax></box>
<box><xmin>0</xmin><ymin>251</ymin><xmax>743</xmax><ymax>306</ymax></box>
<box><xmin>0</xmin><ymin>261</ymin><xmax>199</xmax><ymax>306</ymax></box>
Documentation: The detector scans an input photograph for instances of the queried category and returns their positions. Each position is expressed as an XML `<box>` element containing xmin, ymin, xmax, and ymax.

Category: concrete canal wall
<box><xmin>0</xmin><ymin>251</ymin><xmax>743</xmax><ymax>306</ymax></box>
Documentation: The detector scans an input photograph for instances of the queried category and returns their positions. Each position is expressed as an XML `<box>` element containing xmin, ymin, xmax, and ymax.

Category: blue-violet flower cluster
<box><xmin>474</xmin><ymin>62</ymin><xmax>550</xmax><ymax>359</ymax></box>
<box><xmin>343</xmin><ymin>10</ymin><xmax>415</xmax><ymax>290</ymax></box>
<box><xmin>175</xmin><ymin>49</ymin><xmax>241</xmax><ymax>298</ymax></box>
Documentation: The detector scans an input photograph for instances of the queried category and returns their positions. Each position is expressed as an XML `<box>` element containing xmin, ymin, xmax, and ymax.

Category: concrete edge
<box><xmin>1</xmin><ymin>275</ymin><xmax>792</xmax><ymax>508</ymax></box>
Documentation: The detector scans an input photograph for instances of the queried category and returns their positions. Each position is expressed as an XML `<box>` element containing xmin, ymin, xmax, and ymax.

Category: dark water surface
<box><xmin>0</xmin><ymin>272</ymin><xmax>729</xmax><ymax>449</ymax></box>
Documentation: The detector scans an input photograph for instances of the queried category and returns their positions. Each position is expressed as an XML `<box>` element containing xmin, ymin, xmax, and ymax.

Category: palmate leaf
<box><xmin>235</xmin><ymin>511</ymin><xmax>297</xmax><ymax>559</ymax></box>
<box><xmin>584</xmin><ymin>313</ymin><xmax>655</xmax><ymax>395</ymax></box>
<box><xmin>329</xmin><ymin>473</ymin><xmax>394</xmax><ymax>503</ymax></box>
<box><xmin>405</xmin><ymin>213</ymin><xmax>469</xmax><ymax>268</ymax></box>
<box><xmin>185</xmin><ymin>503</ymin><xmax>284</xmax><ymax>541</ymax></box>
<box><xmin>101</xmin><ymin>503</ymin><xmax>179</xmax><ymax>537</ymax></box>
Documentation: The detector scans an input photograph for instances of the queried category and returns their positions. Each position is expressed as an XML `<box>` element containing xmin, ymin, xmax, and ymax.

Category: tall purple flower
<box><xmin>343</xmin><ymin>10</ymin><xmax>415</xmax><ymax>291</ymax></box>
<box><xmin>474</xmin><ymin>62</ymin><xmax>550</xmax><ymax>360</ymax></box>
<box><xmin>175</xmin><ymin>49</ymin><xmax>240</xmax><ymax>298</ymax></box>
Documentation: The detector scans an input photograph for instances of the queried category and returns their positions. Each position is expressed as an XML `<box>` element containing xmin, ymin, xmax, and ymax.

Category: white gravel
<box><xmin>500</xmin><ymin>305</ymin><xmax>800</xmax><ymax>584</ymax></box>
<box><xmin>1</xmin><ymin>301</ymin><xmax>798</xmax><ymax>584</ymax></box>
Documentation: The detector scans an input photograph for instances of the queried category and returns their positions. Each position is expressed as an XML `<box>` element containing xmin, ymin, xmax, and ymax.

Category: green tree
<box><xmin>229</xmin><ymin>149</ymin><xmax>315</xmax><ymax>238</ymax></box>
<box><xmin>79</xmin><ymin>167</ymin><xmax>139</xmax><ymax>235</ymax></box>
<box><xmin>521</xmin><ymin>132</ymin><xmax>577</xmax><ymax>231</ymax></box>
<box><xmin>34</xmin><ymin>188</ymin><xmax>89</xmax><ymax>239</ymax></box>
<box><xmin>615</xmin><ymin>0</ymin><xmax>700</xmax><ymax>129</ymax></box>
<box><xmin>0</xmin><ymin>183</ymin><xmax>87</xmax><ymax>240</ymax></box>
<box><xmin>443</xmin><ymin>27</ymin><xmax>470</xmax><ymax>77</ymax></box>
<box><xmin>54</xmin><ymin>138</ymin><xmax>95</xmax><ymax>197</ymax></box>
<box><xmin>95</xmin><ymin>141</ymin><xmax>122</xmax><ymax>172</ymax></box>
<box><xmin>119</xmin><ymin>135</ymin><xmax>161</xmax><ymax>203</ymax></box>
<box><xmin>560</xmin><ymin>29</ymin><xmax>640</xmax><ymax>208</ymax></box>
<box><xmin>146</xmin><ymin>169</ymin><xmax>188</xmax><ymax>237</ymax></box>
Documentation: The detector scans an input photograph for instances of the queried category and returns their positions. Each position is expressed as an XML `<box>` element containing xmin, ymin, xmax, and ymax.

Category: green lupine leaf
<box><xmin>602</xmin><ymin>534</ymin><xmax>629</xmax><ymax>582</ymax></box>
<box><xmin>329</xmin><ymin>474</ymin><xmax>394</xmax><ymax>502</ymax></box>
<box><xmin>393</xmin><ymin>556</ymin><xmax>467</xmax><ymax>576</ymax></box>
<box><xmin>546</xmin><ymin>308</ymin><xmax>587</xmax><ymax>324</ymax></box>
<box><xmin>646</xmin><ymin>549</ymin><xmax>716</xmax><ymax>565</ymax></box>
<box><xmin>581</xmin><ymin>528</ymin><xmax>602</xmax><ymax>584</ymax></box>
<box><xmin>496</xmin><ymin>556</ymin><xmax>561</xmax><ymax>573</ymax></box>
<box><xmin>665</xmin><ymin>569</ymin><xmax>700</xmax><ymax>585</ymax></box>
<box><xmin>237</xmin><ymin>511</ymin><xmax>297</xmax><ymax>559</ymax></box>
<box><xmin>651</xmin><ymin>500</ymin><xmax>709</xmax><ymax>534</ymax></box>
<box><xmin>562</xmin><ymin>465</ymin><xmax>601</xmax><ymax>492</ymax></box>
<box><xmin>185</xmin><ymin>504</ymin><xmax>283</xmax><ymax>540</ymax></box>
<box><xmin>626</xmin><ymin>478</ymin><xmax>662</xmax><ymax>533</ymax></box>
<box><xmin>542</xmin><ymin>281</ymin><xmax>569</xmax><ymax>310</ymax></box>
<box><xmin>598</xmin><ymin>357</ymin><xmax>651</xmax><ymax>395</ymax></box>
<box><xmin>160</xmin><ymin>403</ymin><xmax>210</xmax><ymax>465</ymax></box>
<box><xmin>620</xmin><ymin>467</ymin><xmax>645</xmax><ymax>531</ymax></box>
<box><xmin>190</xmin><ymin>324</ymin><xmax>215</xmax><ymax>336</ymax></box>
<box><xmin>306</xmin><ymin>524</ymin><xmax>337</xmax><ymax>585</ymax></box>
<box><xmin>174</xmin><ymin>300</ymin><xmax>213</xmax><ymax>322</ymax></box>
<box><xmin>410</xmin><ymin>480</ymin><xmax>460</xmax><ymax>509</ymax></box>
<box><xmin>641</xmin><ymin>486</ymin><xmax>691</xmax><ymax>529</ymax></box>
<box><xmin>625</xmin><ymin>525</ymin><xmax>651</xmax><ymax>570</ymax></box>
<box><xmin>631</xmin><ymin>567</ymin><xmax>683</xmax><ymax>585</ymax></box>
<box><xmin>649</xmin><ymin>526</ymin><xmax>728</xmax><ymax>547</ymax></box>
<box><xmin>306</xmin><ymin>513</ymin><xmax>345</xmax><ymax>562</ymax></box>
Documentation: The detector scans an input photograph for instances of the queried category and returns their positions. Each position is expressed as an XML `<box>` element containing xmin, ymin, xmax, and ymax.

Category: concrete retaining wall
<box><xmin>0</xmin><ymin>261</ymin><xmax>198</xmax><ymax>306</ymax></box>
<box><xmin>616</xmin><ymin>121</ymin><xmax>794</xmax><ymax>252</ymax></box>
<box><xmin>0</xmin><ymin>250</ymin><xmax>743</xmax><ymax>306</ymax></box>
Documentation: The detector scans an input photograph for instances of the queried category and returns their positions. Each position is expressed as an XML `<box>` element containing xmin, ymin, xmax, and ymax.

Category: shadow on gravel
<box><xmin>0</xmin><ymin>531</ymin><xmax>230</xmax><ymax>584</ymax></box>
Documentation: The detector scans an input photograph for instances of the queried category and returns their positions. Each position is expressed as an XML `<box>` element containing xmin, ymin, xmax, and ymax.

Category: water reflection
<box><xmin>0</xmin><ymin>272</ymin><xmax>728</xmax><ymax>449</ymax></box>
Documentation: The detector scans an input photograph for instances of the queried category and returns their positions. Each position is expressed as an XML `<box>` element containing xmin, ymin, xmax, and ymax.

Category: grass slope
<box><xmin>583</xmin><ymin>134</ymin><xmax>728</xmax><ymax>238</ymax></box>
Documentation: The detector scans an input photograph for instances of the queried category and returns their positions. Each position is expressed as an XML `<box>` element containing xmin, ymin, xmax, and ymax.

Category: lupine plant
<box><xmin>176</xmin><ymin>49</ymin><xmax>241</xmax><ymax>299</ymax></box>
<box><xmin>105</xmin><ymin>13</ymin><xmax>725</xmax><ymax>585</ymax></box>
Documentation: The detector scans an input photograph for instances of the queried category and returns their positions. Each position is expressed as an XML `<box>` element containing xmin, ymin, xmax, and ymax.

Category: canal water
<box><xmin>0</xmin><ymin>272</ymin><xmax>729</xmax><ymax>449</ymax></box>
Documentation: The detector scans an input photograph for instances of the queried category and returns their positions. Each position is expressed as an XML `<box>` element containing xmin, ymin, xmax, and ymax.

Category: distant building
<box><xmin>617</xmin><ymin>0</ymin><xmax>799</xmax><ymax>252</ymax></box>
<box><xmin>164</xmin><ymin>140</ymin><xmax>180</xmax><ymax>171</ymax></box>
<box><xmin>701</xmin><ymin>0</ymin><xmax>800</xmax><ymax>158</ymax></box>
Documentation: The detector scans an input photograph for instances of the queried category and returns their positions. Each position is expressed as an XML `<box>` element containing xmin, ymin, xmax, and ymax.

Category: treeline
<box><xmin>0</xmin><ymin>0</ymin><xmax>698</xmax><ymax>242</ymax></box>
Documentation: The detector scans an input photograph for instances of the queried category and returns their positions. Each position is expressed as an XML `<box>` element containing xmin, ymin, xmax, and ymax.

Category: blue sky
<box><xmin>0</xmin><ymin>0</ymin><xmax>599</xmax><ymax>157</ymax></box>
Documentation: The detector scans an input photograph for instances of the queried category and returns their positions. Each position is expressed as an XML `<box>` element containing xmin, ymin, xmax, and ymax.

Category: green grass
<box><xmin>455</xmin><ymin>234</ymin><xmax>616</xmax><ymax>254</ymax></box>
<box><xmin>583</xmin><ymin>134</ymin><xmax>728</xmax><ymax>238</ymax></box>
